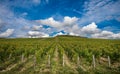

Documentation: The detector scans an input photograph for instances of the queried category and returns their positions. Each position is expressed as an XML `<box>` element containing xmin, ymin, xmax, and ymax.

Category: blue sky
<box><xmin>0</xmin><ymin>0</ymin><xmax>120</xmax><ymax>39</ymax></box>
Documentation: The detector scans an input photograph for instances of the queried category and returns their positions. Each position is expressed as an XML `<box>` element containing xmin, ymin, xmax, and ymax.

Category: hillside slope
<box><xmin>0</xmin><ymin>36</ymin><xmax>120</xmax><ymax>74</ymax></box>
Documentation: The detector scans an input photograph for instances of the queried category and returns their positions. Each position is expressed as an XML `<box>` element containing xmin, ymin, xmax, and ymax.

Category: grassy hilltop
<box><xmin>0</xmin><ymin>35</ymin><xmax>120</xmax><ymax>74</ymax></box>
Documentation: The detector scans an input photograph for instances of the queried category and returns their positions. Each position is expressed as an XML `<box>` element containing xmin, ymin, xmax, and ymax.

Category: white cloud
<box><xmin>0</xmin><ymin>29</ymin><xmax>14</xmax><ymax>37</ymax></box>
<box><xmin>80</xmin><ymin>22</ymin><xmax>120</xmax><ymax>39</ymax></box>
<box><xmin>69</xmin><ymin>32</ymin><xmax>79</xmax><ymax>36</ymax></box>
<box><xmin>112</xmin><ymin>33</ymin><xmax>120</xmax><ymax>39</ymax></box>
<box><xmin>91</xmin><ymin>30</ymin><xmax>120</xmax><ymax>39</ymax></box>
<box><xmin>28</xmin><ymin>31</ymin><xmax>49</xmax><ymax>38</ymax></box>
<box><xmin>0</xmin><ymin>0</ymin><xmax>120</xmax><ymax>39</ymax></box>
<box><xmin>0</xmin><ymin>4</ymin><xmax>42</xmax><ymax>38</ymax></box>
<box><xmin>53</xmin><ymin>32</ymin><xmax>65</xmax><ymax>37</ymax></box>
<box><xmin>78</xmin><ymin>0</ymin><xmax>120</xmax><ymax>25</ymax></box>
<box><xmin>28</xmin><ymin>31</ymin><xmax>40</xmax><ymax>36</ymax></box>
<box><xmin>61</xmin><ymin>24</ymin><xmax>80</xmax><ymax>36</ymax></box>
<box><xmin>42</xmin><ymin>34</ymin><xmax>49</xmax><ymax>37</ymax></box>
<box><xmin>61</xmin><ymin>22</ymin><xmax>120</xmax><ymax>39</ymax></box>
<box><xmin>81</xmin><ymin>22</ymin><xmax>100</xmax><ymax>34</ymax></box>
<box><xmin>91</xmin><ymin>31</ymin><xmax>113</xmax><ymax>39</ymax></box>
<box><xmin>36</xmin><ymin>16</ymin><xmax>79</xmax><ymax>37</ymax></box>
<box><xmin>37</xmin><ymin>17</ymin><xmax>120</xmax><ymax>39</ymax></box>
<box><xmin>56</xmin><ymin>32</ymin><xmax>64</xmax><ymax>35</ymax></box>
<box><xmin>63</xmin><ymin>16</ymin><xmax>78</xmax><ymax>26</ymax></box>
<box><xmin>32</xmin><ymin>25</ymin><xmax>43</xmax><ymax>31</ymax></box>
<box><xmin>38</xmin><ymin>17</ymin><xmax>61</xmax><ymax>27</ymax></box>
<box><xmin>37</xmin><ymin>16</ymin><xmax>78</xmax><ymax>28</ymax></box>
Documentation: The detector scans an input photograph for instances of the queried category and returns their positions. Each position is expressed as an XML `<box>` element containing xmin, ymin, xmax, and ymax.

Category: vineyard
<box><xmin>0</xmin><ymin>35</ymin><xmax>120</xmax><ymax>74</ymax></box>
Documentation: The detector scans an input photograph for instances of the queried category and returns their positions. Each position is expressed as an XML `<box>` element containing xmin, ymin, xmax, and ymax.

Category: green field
<box><xmin>0</xmin><ymin>35</ymin><xmax>120</xmax><ymax>74</ymax></box>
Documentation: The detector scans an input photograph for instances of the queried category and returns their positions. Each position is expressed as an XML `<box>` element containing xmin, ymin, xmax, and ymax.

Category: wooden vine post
<box><xmin>108</xmin><ymin>56</ymin><xmax>111</xmax><ymax>67</ymax></box>
<box><xmin>48</xmin><ymin>55</ymin><xmax>51</xmax><ymax>66</ymax></box>
<box><xmin>21</xmin><ymin>54</ymin><xmax>24</xmax><ymax>62</ymax></box>
<box><xmin>9</xmin><ymin>54</ymin><xmax>12</xmax><ymax>59</ymax></box>
<box><xmin>63</xmin><ymin>54</ymin><xmax>64</xmax><ymax>67</ymax></box>
<box><xmin>92</xmin><ymin>55</ymin><xmax>96</xmax><ymax>69</ymax></box>
<box><xmin>34</xmin><ymin>56</ymin><xmax>36</xmax><ymax>70</ymax></box>
<box><xmin>77</xmin><ymin>56</ymin><xmax>80</xmax><ymax>65</ymax></box>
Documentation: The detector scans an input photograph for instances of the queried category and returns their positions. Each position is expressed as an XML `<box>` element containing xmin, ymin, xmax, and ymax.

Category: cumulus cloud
<box><xmin>61</xmin><ymin>24</ymin><xmax>80</xmax><ymax>36</ymax></box>
<box><xmin>91</xmin><ymin>31</ymin><xmax>113</xmax><ymax>39</ymax></box>
<box><xmin>81</xmin><ymin>22</ymin><xmax>100</xmax><ymax>34</ymax></box>
<box><xmin>91</xmin><ymin>30</ymin><xmax>120</xmax><ymax>39</ymax></box>
<box><xmin>69</xmin><ymin>32</ymin><xmax>79</xmax><ymax>36</ymax></box>
<box><xmin>60</xmin><ymin>21</ymin><xmax>120</xmax><ymax>39</ymax></box>
<box><xmin>37</xmin><ymin>16</ymin><xmax>78</xmax><ymax>28</ymax></box>
<box><xmin>0</xmin><ymin>29</ymin><xmax>14</xmax><ymax>38</ymax></box>
<box><xmin>63</xmin><ymin>16</ymin><xmax>78</xmax><ymax>26</ymax></box>
<box><xmin>38</xmin><ymin>17</ymin><xmax>61</xmax><ymax>27</ymax></box>
<box><xmin>112</xmin><ymin>33</ymin><xmax>120</xmax><ymax>39</ymax></box>
<box><xmin>37</xmin><ymin>16</ymin><xmax>120</xmax><ymax>39</ymax></box>
<box><xmin>53</xmin><ymin>31</ymin><xmax>66</xmax><ymax>37</ymax></box>
<box><xmin>61</xmin><ymin>22</ymin><xmax>100</xmax><ymax>37</ymax></box>
<box><xmin>81</xmin><ymin>22</ymin><xmax>120</xmax><ymax>39</ymax></box>
<box><xmin>36</xmin><ymin>16</ymin><xmax>79</xmax><ymax>37</ymax></box>
<box><xmin>28</xmin><ymin>31</ymin><xmax>49</xmax><ymax>38</ymax></box>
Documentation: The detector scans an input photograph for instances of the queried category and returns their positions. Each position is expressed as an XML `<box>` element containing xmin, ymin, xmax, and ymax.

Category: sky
<box><xmin>0</xmin><ymin>0</ymin><xmax>120</xmax><ymax>39</ymax></box>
